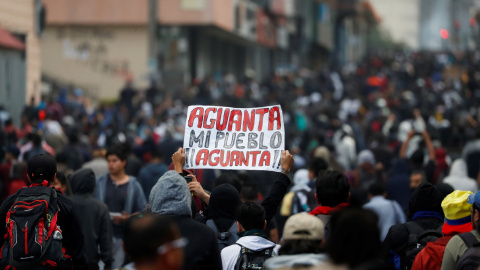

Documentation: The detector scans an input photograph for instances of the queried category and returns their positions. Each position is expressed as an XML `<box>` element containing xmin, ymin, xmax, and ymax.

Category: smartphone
<box><xmin>109</xmin><ymin>212</ymin><xmax>122</xmax><ymax>220</ymax></box>
<box><xmin>184</xmin><ymin>176</ymin><xmax>193</xmax><ymax>183</ymax></box>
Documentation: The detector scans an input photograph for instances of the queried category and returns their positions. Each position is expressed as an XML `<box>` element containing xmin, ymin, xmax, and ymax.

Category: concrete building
<box><xmin>42</xmin><ymin>0</ymin><xmax>378</xmax><ymax>99</ymax></box>
<box><xmin>0</xmin><ymin>0</ymin><xmax>44</xmax><ymax>124</ymax></box>
<box><xmin>42</xmin><ymin>0</ymin><xmax>150</xmax><ymax>100</ymax></box>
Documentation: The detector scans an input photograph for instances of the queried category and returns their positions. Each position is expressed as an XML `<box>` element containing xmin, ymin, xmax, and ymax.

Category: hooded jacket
<box><xmin>443</xmin><ymin>159</ymin><xmax>478</xmax><ymax>193</ymax></box>
<box><xmin>70</xmin><ymin>169</ymin><xmax>113</xmax><ymax>270</ymax></box>
<box><xmin>95</xmin><ymin>174</ymin><xmax>146</xmax><ymax>216</ymax></box>
<box><xmin>386</xmin><ymin>159</ymin><xmax>411</xmax><ymax>213</ymax></box>
<box><xmin>150</xmin><ymin>171</ymin><xmax>222</xmax><ymax>270</ymax></box>
<box><xmin>221</xmin><ymin>236</ymin><xmax>278</xmax><ymax>270</ymax></box>
<box><xmin>207</xmin><ymin>184</ymin><xmax>242</xmax><ymax>231</ymax></box>
<box><xmin>383</xmin><ymin>183</ymin><xmax>445</xmax><ymax>269</ymax></box>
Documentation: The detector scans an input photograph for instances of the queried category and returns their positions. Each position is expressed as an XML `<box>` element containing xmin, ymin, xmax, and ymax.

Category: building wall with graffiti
<box><xmin>41</xmin><ymin>26</ymin><xmax>149</xmax><ymax>99</ymax></box>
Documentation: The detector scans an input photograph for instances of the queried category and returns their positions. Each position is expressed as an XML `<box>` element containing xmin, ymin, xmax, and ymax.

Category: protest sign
<box><xmin>183</xmin><ymin>105</ymin><xmax>285</xmax><ymax>171</ymax></box>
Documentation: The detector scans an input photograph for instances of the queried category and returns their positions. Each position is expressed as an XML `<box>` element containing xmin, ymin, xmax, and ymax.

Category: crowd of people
<box><xmin>1</xmin><ymin>50</ymin><xmax>480</xmax><ymax>269</ymax></box>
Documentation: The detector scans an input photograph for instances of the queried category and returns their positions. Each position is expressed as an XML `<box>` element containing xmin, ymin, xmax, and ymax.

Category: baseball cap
<box><xmin>27</xmin><ymin>154</ymin><xmax>57</xmax><ymax>181</ymax></box>
<box><xmin>283</xmin><ymin>213</ymin><xmax>325</xmax><ymax>241</ymax></box>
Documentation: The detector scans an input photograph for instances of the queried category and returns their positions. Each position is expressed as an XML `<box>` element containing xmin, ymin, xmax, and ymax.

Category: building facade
<box><xmin>0</xmin><ymin>0</ymin><xmax>44</xmax><ymax>124</ymax></box>
<box><xmin>42</xmin><ymin>0</ymin><xmax>377</xmax><ymax>99</ymax></box>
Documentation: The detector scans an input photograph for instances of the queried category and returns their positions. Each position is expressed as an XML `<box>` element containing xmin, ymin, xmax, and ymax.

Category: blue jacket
<box><xmin>95</xmin><ymin>174</ymin><xmax>147</xmax><ymax>215</ymax></box>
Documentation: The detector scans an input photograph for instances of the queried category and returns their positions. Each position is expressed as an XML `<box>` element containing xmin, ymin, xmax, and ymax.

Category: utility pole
<box><xmin>148</xmin><ymin>0</ymin><xmax>159</xmax><ymax>79</ymax></box>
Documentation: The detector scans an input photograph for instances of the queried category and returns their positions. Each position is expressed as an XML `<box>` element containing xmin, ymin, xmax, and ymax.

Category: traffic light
<box><xmin>440</xmin><ymin>29</ymin><xmax>449</xmax><ymax>39</ymax></box>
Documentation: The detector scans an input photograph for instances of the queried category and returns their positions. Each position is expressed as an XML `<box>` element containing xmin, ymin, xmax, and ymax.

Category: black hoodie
<box><xmin>382</xmin><ymin>182</ymin><xmax>445</xmax><ymax>269</ymax></box>
<box><xmin>70</xmin><ymin>169</ymin><xmax>113</xmax><ymax>270</ymax></box>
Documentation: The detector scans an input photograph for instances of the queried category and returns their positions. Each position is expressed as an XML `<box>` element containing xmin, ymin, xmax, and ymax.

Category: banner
<box><xmin>183</xmin><ymin>105</ymin><xmax>285</xmax><ymax>171</ymax></box>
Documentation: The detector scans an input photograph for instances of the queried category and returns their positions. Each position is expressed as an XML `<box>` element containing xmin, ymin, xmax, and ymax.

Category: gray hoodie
<box><xmin>149</xmin><ymin>170</ymin><xmax>192</xmax><ymax>216</ymax></box>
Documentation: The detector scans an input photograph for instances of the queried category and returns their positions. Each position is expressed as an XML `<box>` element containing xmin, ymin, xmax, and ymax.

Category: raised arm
<box><xmin>262</xmin><ymin>150</ymin><xmax>294</xmax><ymax>222</ymax></box>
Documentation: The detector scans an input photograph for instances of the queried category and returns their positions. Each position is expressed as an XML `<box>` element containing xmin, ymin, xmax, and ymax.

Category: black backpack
<box><xmin>403</xmin><ymin>222</ymin><xmax>443</xmax><ymax>270</ymax></box>
<box><xmin>234</xmin><ymin>244</ymin><xmax>275</xmax><ymax>270</ymax></box>
<box><xmin>206</xmin><ymin>219</ymin><xmax>239</xmax><ymax>251</ymax></box>
<box><xmin>455</xmin><ymin>232</ymin><xmax>480</xmax><ymax>270</ymax></box>
<box><xmin>0</xmin><ymin>184</ymin><xmax>71</xmax><ymax>270</ymax></box>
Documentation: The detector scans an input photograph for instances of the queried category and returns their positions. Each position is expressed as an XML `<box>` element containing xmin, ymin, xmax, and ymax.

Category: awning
<box><xmin>0</xmin><ymin>25</ymin><xmax>25</xmax><ymax>51</ymax></box>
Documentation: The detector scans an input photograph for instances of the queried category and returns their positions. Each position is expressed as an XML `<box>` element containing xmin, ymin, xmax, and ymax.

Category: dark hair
<box><xmin>327</xmin><ymin>208</ymin><xmax>381</xmax><ymax>268</ymax></box>
<box><xmin>55</xmin><ymin>172</ymin><xmax>73</xmax><ymax>196</ymax></box>
<box><xmin>123</xmin><ymin>214</ymin><xmax>178</xmax><ymax>262</ymax></box>
<box><xmin>315</xmin><ymin>170</ymin><xmax>350</xmax><ymax>207</ymax></box>
<box><xmin>30</xmin><ymin>133</ymin><xmax>42</xmax><ymax>147</ymax></box>
<box><xmin>474</xmin><ymin>204</ymin><xmax>480</xmax><ymax>234</ymax></box>
<box><xmin>151</xmin><ymin>149</ymin><xmax>163</xmax><ymax>160</ymax></box>
<box><xmin>106</xmin><ymin>146</ymin><xmax>127</xmax><ymax>161</ymax></box>
<box><xmin>368</xmin><ymin>182</ymin><xmax>384</xmax><ymax>196</ymax></box>
<box><xmin>279</xmin><ymin>239</ymin><xmax>323</xmax><ymax>255</ymax></box>
<box><xmin>236</xmin><ymin>201</ymin><xmax>265</xmax><ymax>231</ymax></box>
<box><xmin>308</xmin><ymin>158</ymin><xmax>329</xmax><ymax>178</ymax></box>
<box><xmin>215</xmin><ymin>173</ymin><xmax>242</xmax><ymax>194</ymax></box>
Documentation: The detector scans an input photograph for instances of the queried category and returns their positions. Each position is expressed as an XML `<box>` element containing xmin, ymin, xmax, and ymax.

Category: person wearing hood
<box><xmin>383</xmin><ymin>182</ymin><xmax>445</xmax><ymax>270</ymax></box>
<box><xmin>281</xmin><ymin>169</ymin><xmax>314</xmax><ymax>216</ymax></box>
<box><xmin>332</xmin><ymin>124</ymin><xmax>356</xmax><ymax>171</ymax></box>
<box><xmin>443</xmin><ymin>159</ymin><xmax>478</xmax><ymax>193</ymax></box>
<box><xmin>204</xmin><ymin>183</ymin><xmax>242</xmax><ymax>250</ymax></box>
<box><xmin>70</xmin><ymin>168</ymin><xmax>113</xmax><ymax>270</ymax></box>
<box><xmin>350</xmin><ymin>149</ymin><xmax>385</xmax><ymax>206</ymax></box>
<box><xmin>149</xmin><ymin>170</ymin><xmax>222</xmax><ymax>270</ymax></box>
<box><xmin>386</xmin><ymin>159</ymin><xmax>411</xmax><ymax>214</ymax></box>
<box><xmin>412</xmin><ymin>190</ymin><xmax>473</xmax><ymax>270</ymax></box>
<box><xmin>265</xmin><ymin>213</ymin><xmax>327</xmax><ymax>269</ymax></box>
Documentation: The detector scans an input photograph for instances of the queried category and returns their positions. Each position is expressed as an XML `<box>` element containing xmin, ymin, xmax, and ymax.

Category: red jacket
<box><xmin>411</xmin><ymin>235</ymin><xmax>454</xmax><ymax>270</ymax></box>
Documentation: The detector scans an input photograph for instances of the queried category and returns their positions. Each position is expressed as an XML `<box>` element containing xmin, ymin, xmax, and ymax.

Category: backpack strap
<box><xmin>459</xmin><ymin>232</ymin><xmax>479</xmax><ymax>248</ymax></box>
<box><xmin>234</xmin><ymin>244</ymin><xmax>248</xmax><ymax>270</ymax></box>
<box><xmin>212</xmin><ymin>220</ymin><xmax>236</xmax><ymax>240</ymax></box>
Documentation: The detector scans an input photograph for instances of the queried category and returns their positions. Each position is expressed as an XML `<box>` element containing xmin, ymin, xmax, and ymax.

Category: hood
<box><xmin>236</xmin><ymin>236</ymin><xmax>276</xmax><ymax>251</ymax></box>
<box><xmin>70</xmin><ymin>168</ymin><xmax>96</xmax><ymax>195</ymax></box>
<box><xmin>149</xmin><ymin>170</ymin><xmax>192</xmax><ymax>217</ymax></box>
<box><xmin>408</xmin><ymin>182</ymin><xmax>444</xmax><ymax>220</ymax></box>
<box><xmin>448</xmin><ymin>159</ymin><xmax>468</xmax><ymax>178</ymax></box>
<box><xmin>357</xmin><ymin>150</ymin><xmax>375</xmax><ymax>167</ymax></box>
<box><xmin>209</xmin><ymin>184</ymin><xmax>242</xmax><ymax>220</ymax></box>
<box><xmin>391</xmin><ymin>159</ymin><xmax>409</xmax><ymax>175</ymax></box>
<box><xmin>265</xmin><ymin>254</ymin><xmax>328</xmax><ymax>269</ymax></box>
<box><xmin>291</xmin><ymin>169</ymin><xmax>311</xmax><ymax>192</ymax></box>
